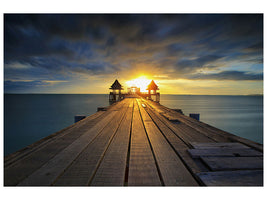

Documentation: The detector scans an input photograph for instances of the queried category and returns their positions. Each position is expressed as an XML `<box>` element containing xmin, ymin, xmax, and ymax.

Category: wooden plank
<box><xmin>171</xmin><ymin>106</ymin><xmax>263</xmax><ymax>151</ymax></box>
<box><xmin>197</xmin><ymin>170</ymin><xmax>263</xmax><ymax>186</ymax></box>
<box><xmin>5</xmin><ymin>99</ymin><xmax>126</xmax><ymax>186</ymax></box>
<box><xmin>171</xmin><ymin>115</ymin><xmax>230</xmax><ymax>142</ymax></box>
<box><xmin>90</xmin><ymin>100</ymin><xmax>133</xmax><ymax>186</ymax></box>
<box><xmin>145</xmin><ymin>103</ymin><xmax>207</xmax><ymax>173</ymax></box>
<box><xmin>17</xmin><ymin>104</ymin><xmax>124</xmax><ymax>186</ymax></box>
<box><xmin>5</xmin><ymin>97</ymin><xmax>263</xmax><ymax>187</ymax></box>
<box><xmin>143</xmin><ymin>100</ymin><xmax>214</xmax><ymax>144</ymax></box>
<box><xmin>191</xmin><ymin>142</ymin><xmax>250</xmax><ymax>149</ymax></box>
<box><xmin>148</xmin><ymin>100</ymin><xmax>263</xmax><ymax>152</ymax></box>
<box><xmin>189</xmin><ymin>149</ymin><xmax>234</xmax><ymax>158</ymax></box>
<box><xmin>53</xmin><ymin>100</ymin><xmax>130</xmax><ymax>186</ymax></box>
<box><xmin>182</xmin><ymin>113</ymin><xmax>263</xmax><ymax>151</ymax></box>
<box><xmin>4</xmin><ymin>108</ymin><xmax>118</xmax><ymax>186</ymax></box>
<box><xmin>137</xmin><ymin>99</ymin><xmax>198</xmax><ymax>186</ymax></box>
<box><xmin>188</xmin><ymin>148</ymin><xmax>263</xmax><ymax>158</ymax></box>
<box><xmin>127</xmin><ymin>100</ymin><xmax>161</xmax><ymax>186</ymax></box>
<box><xmin>16</xmin><ymin>97</ymin><xmax>126</xmax><ymax>163</ymax></box>
<box><xmin>229</xmin><ymin>136</ymin><xmax>263</xmax><ymax>152</ymax></box>
<box><xmin>201</xmin><ymin>157</ymin><xmax>263</xmax><ymax>171</ymax></box>
<box><xmin>4</xmin><ymin>110</ymin><xmax>106</xmax><ymax>166</ymax></box>
<box><xmin>177</xmin><ymin>124</ymin><xmax>215</xmax><ymax>143</ymax></box>
<box><xmin>161</xmin><ymin>113</ymin><xmax>181</xmax><ymax>123</ymax></box>
<box><xmin>146</xmin><ymin>100</ymin><xmax>231</xmax><ymax>142</ymax></box>
<box><xmin>143</xmin><ymin>102</ymin><xmax>208</xmax><ymax>174</ymax></box>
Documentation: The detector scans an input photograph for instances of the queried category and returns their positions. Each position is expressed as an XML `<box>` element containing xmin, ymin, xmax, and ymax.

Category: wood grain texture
<box><xmin>148</xmin><ymin>100</ymin><xmax>262</xmax><ymax>151</ymax></box>
<box><xmin>4</xmin><ymin>111</ymin><xmax>105</xmax><ymax>166</ymax></box>
<box><xmin>188</xmin><ymin>148</ymin><xmax>263</xmax><ymax>158</ymax></box>
<box><xmin>18</xmin><ymin>109</ymin><xmax>120</xmax><ymax>186</ymax></box>
<box><xmin>201</xmin><ymin>157</ymin><xmax>263</xmax><ymax>171</ymax></box>
<box><xmin>4</xmin><ymin>97</ymin><xmax>263</xmax><ymax>186</ymax></box>
<box><xmin>143</xmin><ymin>100</ymin><xmax>214</xmax><ymax>144</ymax></box>
<box><xmin>90</xmin><ymin>100</ymin><xmax>133</xmax><ymax>186</ymax></box>
<box><xmin>197</xmin><ymin>170</ymin><xmax>263</xmax><ymax>186</ymax></box>
<box><xmin>53</xmin><ymin>100</ymin><xmax>129</xmax><ymax>186</ymax></box>
<box><xmin>127</xmin><ymin>100</ymin><xmax>161</xmax><ymax>186</ymax></box>
<box><xmin>191</xmin><ymin>142</ymin><xmax>250</xmax><ymax>149</ymax></box>
<box><xmin>137</xmin><ymin>99</ymin><xmax>198</xmax><ymax>186</ymax></box>
<box><xmin>4</xmin><ymin>110</ymin><xmax>111</xmax><ymax>186</ymax></box>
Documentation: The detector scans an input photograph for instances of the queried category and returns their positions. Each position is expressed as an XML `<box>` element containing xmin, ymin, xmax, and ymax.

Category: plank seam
<box><xmin>12</xmin><ymin>110</ymin><xmax>118</xmax><ymax>186</ymax></box>
<box><xmin>142</xmin><ymin>101</ymin><xmax>202</xmax><ymax>186</ymax></box>
<box><xmin>123</xmin><ymin>100</ymin><xmax>134</xmax><ymax>186</ymax></box>
<box><xmin>158</xmin><ymin>105</ymin><xmax>220</xmax><ymax>143</ymax></box>
<box><xmin>146</xmin><ymin>101</ymin><xmax>225</xmax><ymax>143</ymax></box>
<box><xmin>87</xmin><ymin>102</ymin><xmax>130</xmax><ymax>186</ymax></box>
<box><xmin>50</xmin><ymin>108</ymin><xmax>125</xmax><ymax>186</ymax></box>
<box><xmin>5</xmin><ymin>111</ymin><xmax>108</xmax><ymax>169</ymax></box>
<box><xmin>136</xmin><ymin>99</ymin><xmax>165</xmax><ymax>186</ymax></box>
<box><xmin>143</xmin><ymin>101</ymin><xmax>192</xmax><ymax>148</ymax></box>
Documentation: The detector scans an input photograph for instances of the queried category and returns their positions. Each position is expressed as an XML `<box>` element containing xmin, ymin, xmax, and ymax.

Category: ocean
<box><xmin>4</xmin><ymin>94</ymin><xmax>263</xmax><ymax>156</ymax></box>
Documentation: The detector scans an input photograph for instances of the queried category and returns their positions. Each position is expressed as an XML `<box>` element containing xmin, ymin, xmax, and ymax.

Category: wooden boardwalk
<box><xmin>4</xmin><ymin>97</ymin><xmax>263</xmax><ymax>186</ymax></box>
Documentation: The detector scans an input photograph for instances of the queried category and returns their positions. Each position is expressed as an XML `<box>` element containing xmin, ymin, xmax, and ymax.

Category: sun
<box><xmin>126</xmin><ymin>76</ymin><xmax>151</xmax><ymax>92</ymax></box>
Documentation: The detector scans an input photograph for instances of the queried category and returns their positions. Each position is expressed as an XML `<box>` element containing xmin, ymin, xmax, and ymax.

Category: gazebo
<box><xmin>146</xmin><ymin>80</ymin><xmax>160</xmax><ymax>102</ymax></box>
<box><xmin>109</xmin><ymin>79</ymin><xmax>123</xmax><ymax>102</ymax></box>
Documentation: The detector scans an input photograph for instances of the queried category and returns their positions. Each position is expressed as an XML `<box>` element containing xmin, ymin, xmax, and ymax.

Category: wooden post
<box><xmin>74</xmin><ymin>115</ymin><xmax>86</xmax><ymax>123</ymax></box>
<box><xmin>156</xmin><ymin>93</ymin><xmax>160</xmax><ymax>102</ymax></box>
<box><xmin>97</xmin><ymin>107</ymin><xmax>107</xmax><ymax>111</ymax></box>
<box><xmin>148</xmin><ymin>89</ymin><xmax>151</xmax><ymax>99</ymax></box>
<box><xmin>189</xmin><ymin>113</ymin><xmax>200</xmax><ymax>121</ymax></box>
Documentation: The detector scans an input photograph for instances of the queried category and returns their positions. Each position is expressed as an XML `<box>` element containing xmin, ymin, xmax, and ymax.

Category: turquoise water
<box><xmin>4</xmin><ymin>94</ymin><xmax>263</xmax><ymax>155</ymax></box>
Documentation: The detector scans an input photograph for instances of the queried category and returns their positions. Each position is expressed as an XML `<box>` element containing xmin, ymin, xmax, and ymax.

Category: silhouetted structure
<box><xmin>146</xmin><ymin>80</ymin><xmax>160</xmax><ymax>102</ymax></box>
<box><xmin>109</xmin><ymin>79</ymin><xmax>123</xmax><ymax>102</ymax></box>
<box><xmin>109</xmin><ymin>79</ymin><xmax>160</xmax><ymax>103</ymax></box>
<box><xmin>128</xmin><ymin>86</ymin><xmax>140</xmax><ymax>94</ymax></box>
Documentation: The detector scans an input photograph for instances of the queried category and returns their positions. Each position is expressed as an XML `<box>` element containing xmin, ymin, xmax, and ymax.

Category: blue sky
<box><xmin>4</xmin><ymin>14</ymin><xmax>263</xmax><ymax>94</ymax></box>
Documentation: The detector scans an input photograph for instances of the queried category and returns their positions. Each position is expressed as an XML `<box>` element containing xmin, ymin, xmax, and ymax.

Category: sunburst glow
<box><xmin>126</xmin><ymin>76</ymin><xmax>151</xmax><ymax>92</ymax></box>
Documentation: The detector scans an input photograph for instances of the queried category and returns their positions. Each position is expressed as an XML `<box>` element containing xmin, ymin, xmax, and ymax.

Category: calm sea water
<box><xmin>161</xmin><ymin>95</ymin><xmax>263</xmax><ymax>145</ymax></box>
<box><xmin>4</xmin><ymin>94</ymin><xmax>263</xmax><ymax>155</ymax></box>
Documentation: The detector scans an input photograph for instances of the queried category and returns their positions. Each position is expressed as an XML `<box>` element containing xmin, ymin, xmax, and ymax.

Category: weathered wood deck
<box><xmin>4</xmin><ymin>97</ymin><xmax>263</xmax><ymax>186</ymax></box>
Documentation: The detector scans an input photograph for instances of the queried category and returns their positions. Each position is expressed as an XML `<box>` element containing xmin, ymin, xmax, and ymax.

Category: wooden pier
<box><xmin>4</xmin><ymin>97</ymin><xmax>263</xmax><ymax>186</ymax></box>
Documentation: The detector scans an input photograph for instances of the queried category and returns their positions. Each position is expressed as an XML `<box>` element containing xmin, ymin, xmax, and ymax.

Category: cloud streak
<box><xmin>190</xmin><ymin>71</ymin><xmax>263</xmax><ymax>81</ymax></box>
<box><xmin>4</xmin><ymin>14</ymin><xmax>263</xmax><ymax>93</ymax></box>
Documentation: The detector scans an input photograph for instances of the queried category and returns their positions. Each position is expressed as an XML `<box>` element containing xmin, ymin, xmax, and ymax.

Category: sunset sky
<box><xmin>4</xmin><ymin>14</ymin><xmax>263</xmax><ymax>95</ymax></box>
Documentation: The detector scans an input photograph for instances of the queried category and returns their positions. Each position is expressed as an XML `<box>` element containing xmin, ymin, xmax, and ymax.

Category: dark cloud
<box><xmin>246</xmin><ymin>42</ymin><xmax>263</xmax><ymax>50</ymax></box>
<box><xmin>176</xmin><ymin>54</ymin><xmax>223</xmax><ymax>72</ymax></box>
<box><xmin>4</xmin><ymin>80</ymin><xmax>50</xmax><ymax>93</ymax></box>
<box><xmin>4</xmin><ymin>14</ymin><xmax>263</xmax><ymax>92</ymax></box>
<box><xmin>190</xmin><ymin>71</ymin><xmax>263</xmax><ymax>81</ymax></box>
<box><xmin>243</xmin><ymin>42</ymin><xmax>263</xmax><ymax>55</ymax></box>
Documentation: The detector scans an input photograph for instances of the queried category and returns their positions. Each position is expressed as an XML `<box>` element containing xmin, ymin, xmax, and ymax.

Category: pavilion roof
<box><xmin>110</xmin><ymin>79</ymin><xmax>123</xmax><ymax>90</ymax></box>
<box><xmin>146</xmin><ymin>80</ymin><xmax>159</xmax><ymax>90</ymax></box>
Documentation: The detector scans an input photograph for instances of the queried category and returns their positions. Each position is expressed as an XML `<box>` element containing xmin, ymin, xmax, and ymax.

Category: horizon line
<box><xmin>3</xmin><ymin>93</ymin><xmax>263</xmax><ymax>96</ymax></box>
